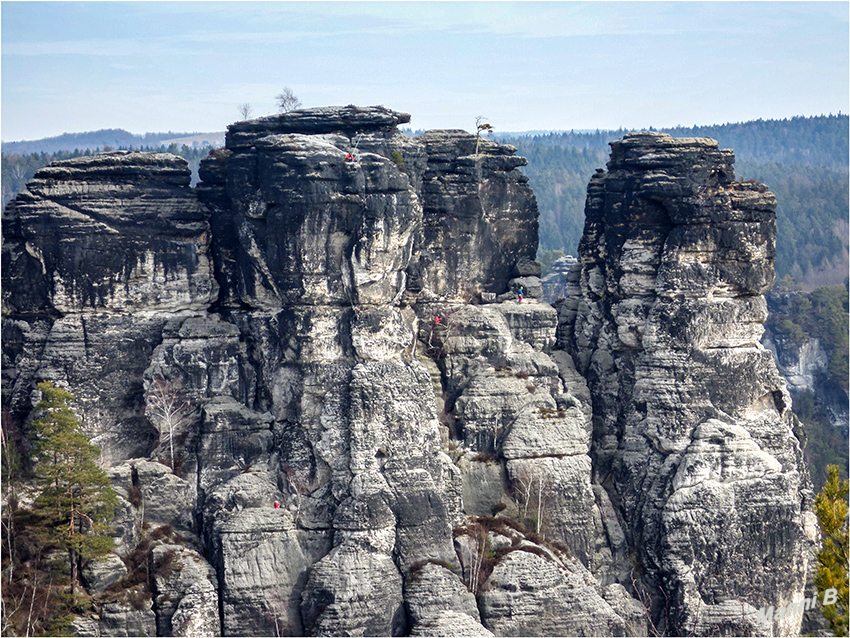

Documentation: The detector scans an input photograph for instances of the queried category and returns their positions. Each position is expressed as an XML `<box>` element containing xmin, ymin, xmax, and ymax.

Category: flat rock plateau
<box><xmin>2</xmin><ymin>106</ymin><xmax>815</xmax><ymax>637</ymax></box>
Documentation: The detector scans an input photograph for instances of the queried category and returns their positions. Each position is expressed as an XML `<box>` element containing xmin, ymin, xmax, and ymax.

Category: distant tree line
<box><xmin>1</xmin><ymin>129</ymin><xmax>208</xmax><ymax>155</ymax></box>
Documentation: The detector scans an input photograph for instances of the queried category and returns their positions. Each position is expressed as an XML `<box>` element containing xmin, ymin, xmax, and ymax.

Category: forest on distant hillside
<box><xmin>766</xmin><ymin>282</ymin><xmax>849</xmax><ymax>488</ymax></box>
<box><xmin>499</xmin><ymin>114</ymin><xmax>849</xmax><ymax>290</ymax></box>
<box><xmin>0</xmin><ymin>129</ymin><xmax>208</xmax><ymax>155</ymax></box>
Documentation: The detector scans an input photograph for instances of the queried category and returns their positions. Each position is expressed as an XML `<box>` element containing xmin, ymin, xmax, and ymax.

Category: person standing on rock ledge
<box><xmin>518</xmin><ymin>287</ymin><xmax>524</xmax><ymax>304</ymax></box>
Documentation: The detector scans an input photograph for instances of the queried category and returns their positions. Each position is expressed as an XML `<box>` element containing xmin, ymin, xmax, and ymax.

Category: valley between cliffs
<box><xmin>2</xmin><ymin>106</ymin><xmax>816</xmax><ymax>637</ymax></box>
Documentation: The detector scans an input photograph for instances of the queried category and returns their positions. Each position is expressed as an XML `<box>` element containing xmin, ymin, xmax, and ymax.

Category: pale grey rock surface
<box><xmin>409</xmin><ymin>611</ymin><xmax>495</xmax><ymax>637</ymax></box>
<box><xmin>133</xmin><ymin>459</ymin><xmax>196</xmax><ymax>534</ymax></box>
<box><xmin>81</xmin><ymin>553</ymin><xmax>129</xmax><ymax>596</ymax></box>
<box><xmin>479</xmin><ymin>548</ymin><xmax>630</xmax><ymax>636</ymax></box>
<box><xmin>430</xmin><ymin>297</ymin><xmax>599</xmax><ymax>568</ymax></box>
<box><xmin>69</xmin><ymin>617</ymin><xmax>101</xmax><ymax>637</ymax></box>
<box><xmin>97</xmin><ymin>591</ymin><xmax>158</xmax><ymax>638</ymax></box>
<box><xmin>152</xmin><ymin>544</ymin><xmax>220</xmax><ymax>637</ymax></box>
<box><xmin>403</xmin><ymin>562</ymin><xmax>480</xmax><ymax>626</ymax></box>
<box><xmin>603</xmin><ymin>583</ymin><xmax>649</xmax><ymax>636</ymax></box>
<box><xmin>300</xmin><ymin>543</ymin><xmax>406</xmax><ymax>636</ymax></box>
<box><xmin>212</xmin><ymin>500</ymin><xmax>331</xmax><ymax>636</ymax></box>
<box><xmin>541</xmin><ymin>254</ymin><xmax>578</xmax><ymax>302</ymax></box>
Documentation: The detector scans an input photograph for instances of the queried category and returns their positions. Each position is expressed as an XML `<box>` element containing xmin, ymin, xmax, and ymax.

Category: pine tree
<box><xmin>815</xmin><ymin>464</ymin><xmax>849</xmax><ymax>636</ymax></box>
<box><xmin>29</xmin><ymin>382</ymin><xmax>117</xmax><ymax>594</ymax></box>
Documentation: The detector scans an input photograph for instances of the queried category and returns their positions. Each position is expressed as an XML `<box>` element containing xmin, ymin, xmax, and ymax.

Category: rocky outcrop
<box><xmin>1</xmin><ymin>152</ymin><xmax>216</xmax><ymax>316</ymax></box>
<box><xmin>96</xmin><ymin>595</ymin><xmax>158</xmax><ymax>638</ymax></box>
<box><xmin>479</xmin><ymin>549</ymin><xmax>629</xmax><ymax>636</ymax></box>
<box><xmin>404</xmin><ymin>562</ymin><xmax>482</xmax><ymax>631</ymax></box>
<box><xmin>423</xmin><ymin>300</ymin><xmax>599</xmax><ymax>569</ymax></box>
<box><xmin>3</xmin><ymin>111</ymin><xmax>813</xmax><ymax>637</ymax></box>
<box><xmin>561</xmin><ymin>132</ymin><xmax>813</xmax><ymax>636</ymax></box>
<box><xmin>407</xmin><ymin>130</ymin><xmax>538</xmax><ymax>301</ymax></box>
<box><xmin>151</xmin><ymin>544</ymin><xmax>220</xmax><ymax>637</ymax></box>
<box><xmin>540</xmin><ymin>254</ymin><xmax>577</xmax><ymax>302</ymax></box>
<box><xmin>81</xmin><ymin>553</ymin><xmax>128</xmax><ymax>596</ymax></box>
<box><xmin>1</xmin><ymin>152</ymin><xmax>217</xmax><ymax>464</ymax></box>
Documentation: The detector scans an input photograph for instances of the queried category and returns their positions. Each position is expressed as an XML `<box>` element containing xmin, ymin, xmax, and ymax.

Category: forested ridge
<box><xmin>1</xmin><ymin>129</ymin><xmax>207</xmax><ymax>155</ymax></box>
<box><xmin>766</xmin><ymin>283</ymin><xmax>850</xmax><ymax>488</ymax></box>
<box><xmin>499</xmin><ymin>114</ymin><xmax>849</xmax><ymax>290</ymax></box>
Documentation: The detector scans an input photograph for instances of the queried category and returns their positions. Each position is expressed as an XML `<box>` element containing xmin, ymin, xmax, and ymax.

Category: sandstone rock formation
<box><xmin>560</xmin><ymin>132</ymin><xmax>814</xmax><ymax>636</ymax></box>
<box><xmin>2</xmin><ymin>151</ymin><xmax>216</xmax><ymax>465</ymax></box>
<box><xmin>2</xmin><ymin>111</ymin><xmax>812</xmax><ymax>637</ymax></box>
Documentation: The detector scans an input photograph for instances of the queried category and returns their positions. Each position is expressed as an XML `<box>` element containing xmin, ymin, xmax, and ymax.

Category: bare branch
<box><xmin>276</xmin><ymin>87</ymin><xmax>302</xmax><ymax>113</ymax></box>
<box><xmin>474</xmin><ymin>116</ymin><xmax>494</xmax><ymax>155</ymax></box>
<box><xmin>237</xmin><ymin>103</ymin><xmax>253</xmax><ymax>119</ymax></box>
<box><xmin>146</xmin><ymin>377</ymin><xmax>193</xmax><ymax>470</ymax></box>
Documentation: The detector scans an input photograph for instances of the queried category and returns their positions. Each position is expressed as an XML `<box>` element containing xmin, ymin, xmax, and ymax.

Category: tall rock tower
<box><xmin>562</xmin><ymin>132</ymin><xmax>815</xmax><ymax>635</ymax></box>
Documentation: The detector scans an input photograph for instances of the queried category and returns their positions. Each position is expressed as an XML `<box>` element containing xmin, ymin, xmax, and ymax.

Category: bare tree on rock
<box><xmin>238</xmin><ymin>103</ymin><xmax>253</xmax><ymax>120</ymax></box>
<box><xmin>146</xmin><ymin>377</ymin><xmax>193</xmax><ymax>471</ymax></box>
<box><xmin>513</xmin><ymin>463</ymin><xmax>552</xmax><ymax>535</ymax></box>
<box><xmin>475</xmin><ymin>116</ymin><xmax>493</xmax><ymax>155</ymax></box>
<box><xmin>276</xmin><ymin>87</ymin><xmax>302</xmax><ymax>113</ymax></box>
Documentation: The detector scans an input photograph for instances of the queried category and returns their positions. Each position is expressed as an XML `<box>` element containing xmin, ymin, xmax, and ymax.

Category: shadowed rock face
<box><xmin>561</xmin><ymin>132</ymin><xmax>813</xmax><ymax>636</ymax></box>
<box><xmin>2</xmin><ymin>151</ymin><xmax>216</xmax><ymax>315</ymax></box>
<box><xmin>2</xmin><ymin>114</ymin><xmax>811</xmax><ymax>637</ymax></box>
<box><xmin>408</xmin><ymin>130</ymin><xmax>539</xmax><ymax>301</ymax></box>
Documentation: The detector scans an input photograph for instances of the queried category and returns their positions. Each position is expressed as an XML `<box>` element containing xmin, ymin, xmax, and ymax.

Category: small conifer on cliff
<box><xmin>815</xmin><ymin>464</ymin><xmax>849</xmax><ymax>636</ymax></box>
<box><xmin>29</xmin><ymin>381</ymin><xmax>117</xmax><ymax>594</ymax></box>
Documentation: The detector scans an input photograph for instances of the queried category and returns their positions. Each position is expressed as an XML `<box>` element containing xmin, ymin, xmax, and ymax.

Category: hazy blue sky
<box><xmin>2</xmin><ymin>1</ymin><xmax>848</xmax><ymax>141</ymax></box>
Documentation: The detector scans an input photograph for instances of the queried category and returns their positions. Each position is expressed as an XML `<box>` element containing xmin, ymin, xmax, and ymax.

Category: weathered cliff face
<box><xmin>1</xmin><ymin>152</ymin><xmax>217</xmax><ymax>465</ymax></box>
<box><xmin>560</xmin><ymin>132</ymin><xmax>814</xmax><ymax>636</ymax></box>
<box><xmin>407</xmin><ymin>130</ymin><xmax>538</xmax><ymax>301</ymax></box>
<box><xmin>541</xmin><ymin>254</ymin><xmax>577</xmax><ymax>303</ymax></box>
<box><xmin>2</xmin><ymin>112</ymin><xmax>812</xmax><ymax>637</ymax></box>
